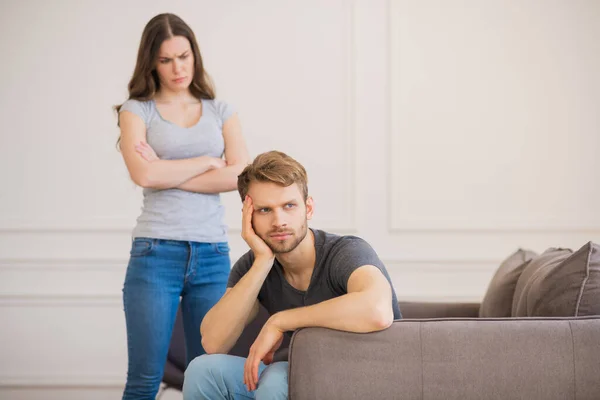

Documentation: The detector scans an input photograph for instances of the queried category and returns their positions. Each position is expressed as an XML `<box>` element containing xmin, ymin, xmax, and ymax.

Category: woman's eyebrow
<box><xmin>158</xmin><ymin>51</ymin><xmax>189</xmax><ymax>59</ymax></box>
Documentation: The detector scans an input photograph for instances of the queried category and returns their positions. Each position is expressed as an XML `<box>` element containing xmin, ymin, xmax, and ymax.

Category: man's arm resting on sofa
<box><xmin>242</xmin><ymin>265</ymin><xmax>395</xmax><ymax>391</ymax></box>
<box><xmin>272</xmin><ymin>265</ymin><xmax>395</xmax><ymax>333</ymax></box>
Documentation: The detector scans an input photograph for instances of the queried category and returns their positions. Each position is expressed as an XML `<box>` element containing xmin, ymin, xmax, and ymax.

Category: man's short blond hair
<box><xmin>237</xmin><ymin>151</ymin><xmax>308</xmax><ymax>202</ymax></box>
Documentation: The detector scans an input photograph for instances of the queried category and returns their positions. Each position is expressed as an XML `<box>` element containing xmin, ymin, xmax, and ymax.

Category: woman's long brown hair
<box><xmin>114</xmin><ymin>13</ymin><xmax>215</xmax><ymax>145</ymax></box>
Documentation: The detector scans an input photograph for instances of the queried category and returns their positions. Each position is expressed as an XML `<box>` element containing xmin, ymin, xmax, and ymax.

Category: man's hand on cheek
<box><xmin>242</xmin><ymin>196</ymin><xmax>275</xmax><ymax>263</ymax></box>
<box><xmin>243</xmin><ymin>318</ymin><xmax>284</xmax><ymax>391</ymax></box>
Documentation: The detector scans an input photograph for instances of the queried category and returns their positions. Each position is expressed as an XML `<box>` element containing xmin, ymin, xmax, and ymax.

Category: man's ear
<box><xmin>305</xmin><ymin>196</ymin><xmax>314</xmax><ymax>220</ymax></box>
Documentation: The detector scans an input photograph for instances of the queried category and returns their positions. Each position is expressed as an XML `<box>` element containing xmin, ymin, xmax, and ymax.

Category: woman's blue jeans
<box><xmin>121</xmin><ymin>237</ymin><xmax>230</xmax><ymax>400</ymax></box>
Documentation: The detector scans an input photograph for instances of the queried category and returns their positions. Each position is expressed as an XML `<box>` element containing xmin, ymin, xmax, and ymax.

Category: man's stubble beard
<box><xmin>261</xmin><ymin>220</ymin><xmax>308</xmax><ymax>254</ymax></box>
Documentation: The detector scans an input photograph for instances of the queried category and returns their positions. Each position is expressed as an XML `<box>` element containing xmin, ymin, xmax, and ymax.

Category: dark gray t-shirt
<box><xmin>228</xmin><ymin>228</ymin><xmax>402</xmax><ymax>359</ymax></box>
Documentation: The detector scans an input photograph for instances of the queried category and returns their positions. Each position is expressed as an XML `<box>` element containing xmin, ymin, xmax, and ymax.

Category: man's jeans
<box><xmin>121</xmin><ymin>238</ymin><xmax>230</xmax><ymax>400</ymax></box>
<box><xmin>183</xmin><ymin>354</ymin><xmax>289</xmax><ymax>400</ymax></box>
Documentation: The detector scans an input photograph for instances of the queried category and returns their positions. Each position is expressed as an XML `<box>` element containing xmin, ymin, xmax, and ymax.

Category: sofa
<box><xmin>233</xmin><ymin>241</ymin><xmax>600</xmax><ymax>399</ymax></box>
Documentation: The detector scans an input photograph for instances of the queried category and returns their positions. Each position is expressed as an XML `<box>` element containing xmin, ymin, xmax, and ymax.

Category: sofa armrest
<box><xmin>398</xmin><ymin>301</ymin><xmax>480</xmax><ymax>318</ymax></box>
<box><xmin>288</xmin><ymin>317</ymin><xmax>600</xmax><ymax>400</ymax></box>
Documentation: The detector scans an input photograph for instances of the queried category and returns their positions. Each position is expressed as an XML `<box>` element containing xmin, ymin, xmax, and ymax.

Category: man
<box><xmin>183</xmin><ymin>151</ymin><xmax>402</xmax><ymax>399</ymax></box>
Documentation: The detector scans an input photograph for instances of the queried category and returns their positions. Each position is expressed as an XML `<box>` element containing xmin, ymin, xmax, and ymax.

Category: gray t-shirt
<box><xmin>119</xmin><ymin>98</ymin><xmax>234</xmax><ymax>243</ymax></box>
<box><xmin>228</xmin><ymin>228</ymin><xmax>402</xmax><ymax>360</ymax></box>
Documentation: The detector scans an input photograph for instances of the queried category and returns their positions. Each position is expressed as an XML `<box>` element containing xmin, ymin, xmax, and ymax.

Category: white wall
<box><xmin>1</xmin><ymin>0</ymin><xmax>599</xmax><ymax>398</ymax></box>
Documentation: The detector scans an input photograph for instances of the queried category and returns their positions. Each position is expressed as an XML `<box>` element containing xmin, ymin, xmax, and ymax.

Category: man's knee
<box><xmin>183</xmin><ymin>354</ymin><xmax>231</xmax><ymax>399</ymax></box>
<box><xmin>255</xmin><ymin>362</ymin><xmax>288</xmax><ymax>400</ymax></box>
<box><xmin>185</xmin><ymin>353</ymin><xmax>228</xmax><ymax>380</ymax></box>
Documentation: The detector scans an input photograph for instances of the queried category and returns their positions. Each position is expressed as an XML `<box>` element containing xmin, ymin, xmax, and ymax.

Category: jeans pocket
<box><xmin>130</xmin><ymin>238</ymin><xmax>154</xmax><ymax>257</ymax></box>
<box><xmin>213</xmin><ymin>242</ymin><xmax>230</xmax><ymax>255</ymax></box>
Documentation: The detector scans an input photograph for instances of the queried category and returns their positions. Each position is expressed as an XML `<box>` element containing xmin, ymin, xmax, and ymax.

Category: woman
<box><xmin>115</xmin><ymin>13</ymin><xmax>249</xmax><ymax>399</ymax></box>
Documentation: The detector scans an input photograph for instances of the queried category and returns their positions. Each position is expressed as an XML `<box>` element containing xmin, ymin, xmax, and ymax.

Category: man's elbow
<box><xmin>371</xmin><ymin>302</ymin><xmax>394</xmax><ymax>331</ymax></box>
<box><xmin>201</xmin><ymin>326</ymin><xmax>232</xmax><ymax>355</ymax></box>
<box><xmin>201</xmin><ymin>336</ymin><xmax>228</xmax><ymax>355</ymax></box>
<box><xmin>201</xmin><ymin>337</ymin><xmax>217</xmax><ymax>355</ymax></box>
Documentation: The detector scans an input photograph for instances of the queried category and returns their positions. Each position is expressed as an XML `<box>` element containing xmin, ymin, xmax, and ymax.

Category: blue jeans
<box><xmin>183</xmin><ymin>354</ymin><xmax>288</xmax><ymax>400</ymax></box>
<box><xmin>121</xmin><ymin>238</ymin><xmax>230</xmax><ymax>400</ymax></box>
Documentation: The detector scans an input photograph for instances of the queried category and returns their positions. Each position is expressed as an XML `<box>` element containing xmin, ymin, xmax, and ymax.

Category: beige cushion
<box><xmin>479</xmin><ymin>249</ymin><xmax>537</xmax><ymax>317</ymax></box>
<box><xmin>515</xmin><ymin>242</ymin><xmax>600</xmax><ymax>317</ymax></box>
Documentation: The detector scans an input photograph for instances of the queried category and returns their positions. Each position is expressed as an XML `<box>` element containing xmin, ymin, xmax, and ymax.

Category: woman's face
<box><xmin>155</xmin><ymin>35</ymin><xmax>195</xmax><ymax>92</ymax></box>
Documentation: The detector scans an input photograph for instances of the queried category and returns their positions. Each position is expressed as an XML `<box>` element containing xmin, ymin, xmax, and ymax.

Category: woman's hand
<box><xmin>208</xmin><ymin>157</ymin><xmax>227</xmax><ymax>170</ymax></box>
<box><xmin>135</xmin><ymin>142</ymin><xmax>159</xmax><ymax>162</ymax></box>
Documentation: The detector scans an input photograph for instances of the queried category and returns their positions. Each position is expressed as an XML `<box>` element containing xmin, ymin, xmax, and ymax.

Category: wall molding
<box><xmin>0</xmin><ymin>293</ymin><xmax>481</xmax><ymax>307</ymax></box>
<box><xmin>387</xmin><ymin>220</ymin><xmax>600</xmax><ymax>234</ymax></box>
<box><xmin>0</xmin><ymin>295</ymin><xmax>122</xmax><ymax>307</ymax></box>
<box><xmin>344</xmin><ymin>0</ymin><xmax>358</xmax><ymax>233</ymax></box>
<box><xmin>0</xmin><ymin>375</ymin><xmax>125</xmax><ymax>388</ymax></box>
<box><xmin>0</xmin><ymin>220</ymin><xmax>364</xmax><ymax>235</ymax></box>
<box><xmin>0</xmin><ymin>258</ymin><xmax>126</xmax><ymax>271</ymax></box>
<box><xmin>0</xmin><ymin>257</ymin><xmax>501</xmax><ymax>271</ymax></box>
<box><xmin>1</xmin><ymin>293</ymin><xmax>482</xmax><ymax>307</ymax></box>
<box><xmin>382</xmin><ymin>258</ymin><xmax>499</xmax><ymax>272</ymax></box>
<box><xmin>0</xmin><ymin>217</ymin><xmax>243</xmax><ymax>234</ymax></box>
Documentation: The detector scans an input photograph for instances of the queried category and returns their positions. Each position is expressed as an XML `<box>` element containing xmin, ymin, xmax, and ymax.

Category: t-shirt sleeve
<box><xmin>215</xmin><ymin>100</ymin><xmax>235</xmax><ymax>125</ymax></box>
<box><xmin>328</xmin><ymin>237</ymin><xmax>387</xmax><ymax>293</ymax></box>
<box><xmin>227</xmin><ymin>251</ymin><xmax>255</xmax><ymax>288</ymax></box>
<box><xmin>119</xmin><ymin>99</ymin><xmax>149</xmax><ymax>126</ymax></box>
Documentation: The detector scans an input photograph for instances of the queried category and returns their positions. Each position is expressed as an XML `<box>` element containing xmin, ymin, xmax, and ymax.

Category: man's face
<box><xmin>247</xmin><ymin>181</ymin><xmax>313</xmax><ymax>254</ymax></box>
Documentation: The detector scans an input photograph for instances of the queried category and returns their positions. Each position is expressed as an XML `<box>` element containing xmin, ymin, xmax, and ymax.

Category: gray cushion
<box><xmin>512</xmin><ymin>247</ymin><xmax>573</xmax><ymax>316</ymax></box>
<box><xmin>479</xmin><ymin>249</ymin><xmax>537</xmax><ymax>317</ymax></box>
<box><xmin>518</xmin><ymin>242</ymin><xmax>600</xmax><ymax>317</ymax></box>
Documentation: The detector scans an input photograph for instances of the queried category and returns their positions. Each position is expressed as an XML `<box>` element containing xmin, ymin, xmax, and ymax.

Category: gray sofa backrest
<box><xmin>289</xmin><ymin>317</ymin><xmax>600</xmax><ymax>400</ymax></box>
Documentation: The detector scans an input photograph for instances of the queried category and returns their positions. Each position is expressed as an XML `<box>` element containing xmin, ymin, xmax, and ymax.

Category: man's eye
<box><xmin>259</xmin><ymin>208</ymin><xmax>270</xmax><ymax>213</ymax></box>
<box><xmin>285</xmin><ymin>203</ymin><xmax>295</xmax><ymax>209</ymax></box>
